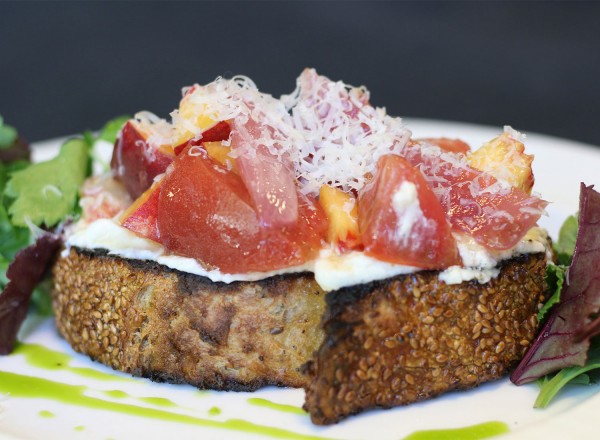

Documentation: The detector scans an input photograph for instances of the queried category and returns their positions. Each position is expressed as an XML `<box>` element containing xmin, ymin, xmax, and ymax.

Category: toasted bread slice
<box><xmin>52</xmin><ymin>248</ymin><xmax>326</xmax><ymax>390</ymax></box>
<box><xmin>52</xmin><ymin>248</ymin><xmax>547</xmax><ymax>423</ymax></box>
<box><xmin>303</xmin><ymin>253</ymin><xmax>547</xmax><ymax>424</ymax></box>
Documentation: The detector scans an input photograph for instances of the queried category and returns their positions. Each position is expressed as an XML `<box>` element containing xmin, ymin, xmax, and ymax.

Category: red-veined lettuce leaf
<box><xmin>511</xmin><ymin>183</ymin><xmax>600</xmax><ymax>384</ymax></box>
<box><xmin>0</xmin><ymin>233</ymin><xmax>61</xmax><ymax>354</ymax></box>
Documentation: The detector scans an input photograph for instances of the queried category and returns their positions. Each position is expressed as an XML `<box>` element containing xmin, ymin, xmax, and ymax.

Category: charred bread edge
<box><xmin>74</xmin><ymin>246</ymin><xmax>308</xmax><ymax>291</ymax></box>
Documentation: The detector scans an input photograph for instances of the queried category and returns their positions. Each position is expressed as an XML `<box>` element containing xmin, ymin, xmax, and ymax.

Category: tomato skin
<box><xmin>230</xmin><ymin>118</ymin><xmax>299</xmax><ymax>228</ymax></box>
<box><xmin>358</xmin><ymin>155</ymin><xmax>460</xmax><ymax>269</ymax></box>
<box><xmin>416</xmin><ymin>138</ymin><xmax>470</xmax><ymax>154</ymax></box>
<box><xmin>157</xmin><ymin>146</ymin><xmax>327</xmax><ymax>273</ymax></box>
<box><xmin>111</xmin><ymin>121</ymin><xmax>174</xmax><ymax>199</ymax></box>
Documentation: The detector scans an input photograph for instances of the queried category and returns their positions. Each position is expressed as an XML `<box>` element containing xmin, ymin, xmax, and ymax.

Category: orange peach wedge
<box><xmin>319</xmin><ymin>185</ymin><xmax>361</xmax><ymax>251</ymax></box>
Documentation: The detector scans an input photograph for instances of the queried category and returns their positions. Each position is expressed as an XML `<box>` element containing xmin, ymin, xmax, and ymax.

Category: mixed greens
<box><xmin>511</xmin><ymin>185</ymin><xmax>600</xmax><ymax>406</ymax></box>
<box><xmin>0</xmin><ymin>116</ymin><xmax>34</xmax><ymax>292</ymax></box>
<box><xmin>0</xmin><ymin>115</ymin><xmax>126</xmax><ymax>353</ymax></box>
<box><xmin>5</xmin><ymin>138</ymin><xmax>89</xmax><ymax>228</ymax></box>
<box><xmin>0</xmin><ymin>116</ymin><xmax>18</xmax><ymax>149</ymax></box>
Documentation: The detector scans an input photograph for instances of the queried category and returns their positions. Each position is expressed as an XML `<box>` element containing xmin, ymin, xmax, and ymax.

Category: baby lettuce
<box><xmin>0</xmin><ymin>155</ymin><xmax>33</xmax><ymax>290</ymax></box>
<box><xmin>534</xmin><ymin>340</ymin><xmax>600</xmax><ymax>408</ymax></box>
<box><xmin>554</xmin><ymin>214</ymin><xmax>578</xmax><ymax>266</ymax></box>
<box><xmin>0</xmin><ymin>116</ymin><xmax>17</xmax><ymax>149</ymax></box>
<box><xmin>538</xmin><ymin>264</ymin><xmax>566</xmax><ymax>322</ymax></box>
<box><xmin>0</xmin><ymin>116</ymin><xmax>30</xmax><ymax>163</ymax></box>
<box><xmin>511</xmin><ymin>183</ymin><xmax>600</xmax><ymax>406</ymax></box>
<box><xmin>5</xmin><ymin>138</ymin><xmax>89</xmax><ymax>227</ymax></box>
<box><xmin>535</xmin><ymin>215</ymin><xmax>577</xmax><ymax>323</ymax></box>
<box><xmin>0</xmin><ymin>233</ymin><xmax>61</xmax><ymax>354</ymax></box>
<box><xmin>94</xmin><ymin>115</ymin><xmax>130</xmax><ymax>144</ymax></box>
<box><xmin>0</xmin><ymin>116</ymin><xmax>127</xmax><ymax>354</ymax></box>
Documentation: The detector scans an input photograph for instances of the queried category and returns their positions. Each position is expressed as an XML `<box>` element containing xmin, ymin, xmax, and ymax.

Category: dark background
<box><xmin>1</xmin><ymin>1</ymin><xmax>599</xmax><ymax>146</ymax></box>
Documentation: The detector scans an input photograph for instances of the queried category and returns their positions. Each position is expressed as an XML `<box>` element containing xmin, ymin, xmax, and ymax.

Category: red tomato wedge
<box><xmin>358</xmin><ymin>155</ymin><xmax>460</xmax><ymax>269</ymax></box>
<box><xmin>119</xmin><ymin>182</ymin><xmax>161</xmax><ymax>242</ymax></box>
<box><xmin>111</xmin><ymin>121</ymin><xmax>174</xmax><ymax>199</ymax></box>
<box><xmin>157</xmin><ymin>145</ymin><xmax>327</xmax><ymax>273</ymax></box>
<box><xmin>401</xmin><ymin>143</ymin><xmax>548</xmax><ymax>250</ymax></box>
<box><xmin>416</xmin><ymin>137</ymin><xmax>470</xmax><ymax>154</ymax></box>
<box><xmin>230</xmin><ymin>118</ymin><xmax>299</xmax><ymax>228</ymax></box>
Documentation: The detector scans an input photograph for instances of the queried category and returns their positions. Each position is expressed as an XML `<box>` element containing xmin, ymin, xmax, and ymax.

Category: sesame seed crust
<box><xmin>52</xmin><ymin>248</ymin><xmax>326</xmax><ymax>390</ymax></box>
<box><xmin>303</xmin><ymin>253</ymin><xmax>548</xmax><ymax>425</ymax></box>
<box><xmin>52</xmin><ymin>247</ymin><xmax>547</xmax><ymax>422</ymax></box>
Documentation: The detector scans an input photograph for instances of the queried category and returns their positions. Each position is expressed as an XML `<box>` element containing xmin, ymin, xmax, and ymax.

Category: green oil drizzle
<box><xmin>208</xmin><ymin>406</ymin><xmax>222</xmax><ymax>416</ymax></box>
<box><xmin>103</xmin><ymin>389</ymin><xmax>177</xmax><ymax>408</ymax></box>
<box><xmin>103</xmin><ymin>389</ymin><xmax>129</xmax><ymax>399</ymax></box>
<box><xmin>13</xmin><ymin>342</ymin><xmax>71</xmax><ymax>369</ymax></box>
<box><xmin>403</xmin><ymin>421</ymin><xmax>510</xmax><ymax>440</ymax></box>
<box><xmin>0</xmin><ymin>372</ymin><xmax>333</xmax><ymax>440</ymax></box>
<box><xmin>247</xmin><ymin>397</ymin><xmax>307</xmax><ymax>416</ymax></box>
<box><xmin>74</xmin><ymin>425</ymin><xmax>85</xmax><ymax>432</ymax></box>
<box><xmin>13</xmin><ymin>343</ymin><xmax>131</xmax><ymax>382</ymax></box>
<box><xmin>38</xmin><ymin>410</ymin><xmax>55</xmax><ymax>418</ymax></box>
<box><xmin>139</xmin><ymin>396</ymin><xmax>177</xmax><ymax>408</ymax></box>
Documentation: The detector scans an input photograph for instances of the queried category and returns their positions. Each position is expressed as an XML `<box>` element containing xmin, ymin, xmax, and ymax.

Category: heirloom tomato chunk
<box><xmin>416</xmin><ymin>137</ymin><xmax>471</xmax><ymax>154</ymax></box>
<box><xmin>157</xmin><ymin>146</ymin><xmax>327</xmax><ymax>273</ymax></box>
<box><xmin>358</xmin><ymin>154</ymin><xmax>460</xmax><ymax>269</ymax></box>
<box><xmin>401</xmin><ymin>143</ymin><xmax>547</xmax><ymax>250</ymax></box>
<box><xmin>230</xmin><ymin>118</ymin><xmax>299</xmax><ymax>229</ymax></box>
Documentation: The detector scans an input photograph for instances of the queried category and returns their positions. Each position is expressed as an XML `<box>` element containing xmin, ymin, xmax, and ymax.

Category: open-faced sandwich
<box><xmin>2</xmin><ymin>69</ymin><xmax>599</xmax><ymax>426</ymax></box>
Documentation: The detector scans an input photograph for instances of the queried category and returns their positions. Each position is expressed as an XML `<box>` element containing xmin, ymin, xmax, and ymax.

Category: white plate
<box><xmin>1</xmin><ymin>119</ymin><xmax>599</xmax><ymax>440</ymax></box>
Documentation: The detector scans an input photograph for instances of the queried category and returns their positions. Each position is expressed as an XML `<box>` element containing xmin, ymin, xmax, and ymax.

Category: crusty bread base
<box><xmin>52</xmin><ymin>248</ymin><xmax>547</xmax><ymax>424</ymax></box>
<box><xmin>303</xmin><ymin>253</ymin><xmax>547</xmax><ymax>424</ymax></box>
<box><xmin>52</xmin><ymin>248</ymin><xmax>326</xmax><ymax>390</ymax></box>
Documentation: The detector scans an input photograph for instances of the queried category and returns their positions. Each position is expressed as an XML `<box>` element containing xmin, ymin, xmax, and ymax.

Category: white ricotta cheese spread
<box><xmin>65</xmin><ymin>218</ymin><xmax>549</xmax><ymax>292</ymax></box>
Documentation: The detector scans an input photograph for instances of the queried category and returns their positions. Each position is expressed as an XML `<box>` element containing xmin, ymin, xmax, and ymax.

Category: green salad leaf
<box><xmin>0</xmin><ymin>257</ymin><xmax>8</xmax><ymax>288</ymax></box>
<box><xmin>0</xmin><ymin>116</ymin><xmax>18</xmax><ymax>150</ymax></box>
<box><xmin>526</xmin><ymin>207</ymin><xmax>600</xmax><ymax>408</ymax></box>
<box><xmin>30</xmin><ymin>278</ymin><xmax>55</xmax><ymax>316</ymax></box>
<box><xmin>535</xmin><ymin>339</ymin><xmax>600</xmax><ymax>408</ymax></box>
<box><xmin>0</xmin><ymin>162</ymin><xmax>32</xmax><ymax>289</ymax></box>
<box><xmin>554</xmin><ymin>214</ymin><xmax>578</xmax><ymax>265</ymax></box>
<box><xmin>1</xmin><ymin>114</ymin><xmax>127</xmax><ymax>301</ymax></box>
<box><xmin>85</xmin><ymin>115</ymin><xmax>129</xmax><ymax>174</ymax></box>
<box><xmin>538</xmin><ymin>264</ymin><xmax>566</xmax><ymax>322</ymax></box>
<box><xmin>97</xmin><ymin>115</ymin><xmax>129</xmax><ymax>143</ymax></box>
<box><xmin>4</xmin><ymin>138</ymin><xmax>89</xmax><ymax>227</ymax></box>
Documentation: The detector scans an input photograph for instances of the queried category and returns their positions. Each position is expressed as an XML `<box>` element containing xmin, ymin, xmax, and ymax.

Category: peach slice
<box><xmin>468</xmin><ymin>130</ymin><xmax>534</xmax><ymax>193</ymax></box>
<box><xmin>319</xmin><ymin>185</ymin><xmax>361</xmax><ymax>251</ymax></box>
<box><xmin>119</xmin><ymin>182</ymin><xmax>161</xmax><ymax>242</ymax></box>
